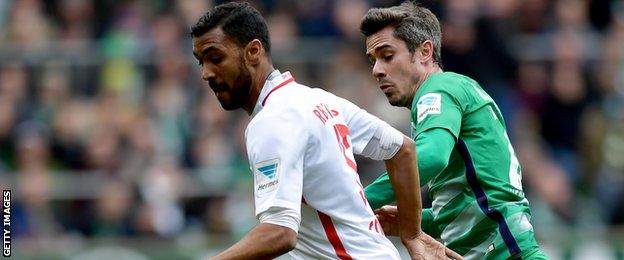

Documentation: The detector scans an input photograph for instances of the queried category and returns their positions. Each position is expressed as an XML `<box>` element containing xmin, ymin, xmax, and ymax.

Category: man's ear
<box><xmin>245</xmin><ymin>39</ymin><xmax>264</xmax><ymax>65</ymax></box>
<box><xmin>417</xmin><ymin>40</ymin><xmax>434</xmax><ymax>64</ymax></box>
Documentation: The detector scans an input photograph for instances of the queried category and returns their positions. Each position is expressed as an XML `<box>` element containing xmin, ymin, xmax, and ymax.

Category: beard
<box><xmin>211</xmin><ymin>62</ymin><xmax>253</xmax><ymax>111</ymax></box>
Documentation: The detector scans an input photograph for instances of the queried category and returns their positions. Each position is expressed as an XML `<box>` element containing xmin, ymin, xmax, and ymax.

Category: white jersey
<box><xmin>245</xmin><ymin>71</ymin><xmax>403</xmax><ymax>259</ymax></box>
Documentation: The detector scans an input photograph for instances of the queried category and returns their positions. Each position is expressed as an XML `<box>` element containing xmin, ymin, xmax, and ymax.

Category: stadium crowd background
<box><xmin>0</xmin><ymin>0</ymin><xmax>623</xmax><ymax>259</ymax></box>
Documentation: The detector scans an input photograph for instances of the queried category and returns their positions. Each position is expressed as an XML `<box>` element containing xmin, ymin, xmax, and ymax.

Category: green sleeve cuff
<box><xmin>364</xmin><ymin>172</ymin><xmax>396</xmax><ymax>210</ymax></box>
<box><xmin>421</xmin><ymin>208</ymin><xmax>436</xmax><ymax>236</ymax></box>
<box><xmin>365</xmin><ymin>174</ymin><xmax>437</xmax><ymax>237</ymax></box>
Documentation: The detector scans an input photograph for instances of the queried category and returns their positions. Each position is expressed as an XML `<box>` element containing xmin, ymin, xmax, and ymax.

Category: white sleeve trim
<box><xmin>258</xmin><ymin>207</ymin><xmax>301</xmax><ymax>233</ymax></box>
<box><xmin>360</xmin><ymin>123</ymin><xmax>405</xmax><ymax>160</ymax></box>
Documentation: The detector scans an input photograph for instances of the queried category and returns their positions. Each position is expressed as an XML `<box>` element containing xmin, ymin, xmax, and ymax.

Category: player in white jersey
<box><xmin>248</xmin><ymin>70</ymin><xmax>405</xmax><ymax>259</ymax></box>
<box><xmin>190</xmin><ymin>2</ymin><xmax>461</xmax><ymax>259</ymax></box>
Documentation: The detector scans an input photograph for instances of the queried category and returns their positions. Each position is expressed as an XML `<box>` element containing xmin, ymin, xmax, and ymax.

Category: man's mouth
<box><xmin>209</xmin><ymin>82</ymin><xmax>227</xmax><ymax>92</ymax></box>
<box><xmin>379</xmin><ymin>84</ymin><xmax>393</xmax><ymax>92</ymax></box>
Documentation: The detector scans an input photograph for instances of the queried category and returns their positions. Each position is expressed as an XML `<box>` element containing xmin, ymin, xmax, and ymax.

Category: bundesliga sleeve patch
<box><xmin>416</xmin><ymin>93</ymin><xmax>442</xmax><ymax>123</ymax></box>
<box><xmin>254</xmin><ymin>158</ymin><xmax>280</xmax><ymax>195</ymax></box>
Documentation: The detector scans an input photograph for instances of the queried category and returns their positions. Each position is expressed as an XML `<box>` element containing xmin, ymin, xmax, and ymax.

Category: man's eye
<box><xmin>209</xmin><ymin>56</ymin><xmax>223</xmax><ymax>64</ymax></box>
<box><xmin>383</xmin><ymin>54</ymin><xmax>393</xmax><ymax>61</ymax></box>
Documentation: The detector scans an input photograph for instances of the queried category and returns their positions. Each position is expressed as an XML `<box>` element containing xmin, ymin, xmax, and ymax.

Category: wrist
<box><xmin>400</xmin><ymin>230</ymin><xmax>423</xmax><ymax>244</ymax></box>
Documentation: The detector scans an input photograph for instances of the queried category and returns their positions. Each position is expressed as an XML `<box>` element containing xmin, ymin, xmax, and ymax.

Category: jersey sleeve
<box><xmin>258</xmin><ymin>207</ymin><xmax>301</xmax><ymax>233</ymax></box>
<box><xmin>246</xmin><ymin>109</ymin><xmax>307</xmax><ymax>219</ymax></box>
<box><xmin>338</xmin><ymin>97</ymin><xmax>404</xmax><ymax>160</ymax></box>
<box><xmin>365</xmin><ymin>128</ymin><xmax>455</xmax><ymax>208</ymax></box>
<box><xmin>412</xmin><ymin>88</ymin><xmax>463</xmax><ymax>139</ymax></box>
<box><xmin>414</xmin><ymin>127</ymin><xmax>455</xmax><ymax>185</ymax></box>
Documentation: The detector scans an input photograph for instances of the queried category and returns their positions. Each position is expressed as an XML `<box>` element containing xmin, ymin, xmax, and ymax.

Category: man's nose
<box><xmin>372</xmin><ymin>61</ymin><xmax>386</xmax><ymax>80</ymax></box>
<box><xmin>201</xmin><ymin>65</ymin><xmax>216</xmax><ymax>81</ymax></box>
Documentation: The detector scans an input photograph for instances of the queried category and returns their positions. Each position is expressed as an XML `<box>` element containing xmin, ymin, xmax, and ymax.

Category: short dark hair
<box><xmin>191</xmin><ymin>2</ymin><xmax>271</xmax><ymax>53</ymax></box>
<box><xmin>360</xmin><ymin>1</ymin><xmax>441</xmax><ymax>64</ymax></box>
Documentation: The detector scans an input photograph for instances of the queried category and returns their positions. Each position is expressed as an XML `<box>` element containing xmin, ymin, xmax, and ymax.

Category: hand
<box><xmin>402</xmin><ymin>232</ymin><xmax>463</xmax><ymax>260</ymax></box>
<box><xmin>374</xmin><ymin>205</ymin><xmax>400</xmax><ymax>236</ymax></box>
<box><xmin>375</xmin><ymin>206</ymin><xmax>463</xmax><ymax>259</ymax></box>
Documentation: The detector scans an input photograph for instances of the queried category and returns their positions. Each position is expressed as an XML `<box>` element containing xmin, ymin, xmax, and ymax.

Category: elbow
<box><xmin>396</xmin><ymin>136</ymin><xmax>416</xmax><ymax>159</ymax></box>
<box><xmin>276</xmin><ymin>227</ymin><xmax>297</xmax><ymax>252</ymax></box>
<box><xmin>260</xmin><ymin>211</ymin><xmax>299</xmax><ymax>253</ymax></box>
<box><xmin>285</xmin><ymin>235</ymin><xmax>297</xmax><ymax>251</ymax></box>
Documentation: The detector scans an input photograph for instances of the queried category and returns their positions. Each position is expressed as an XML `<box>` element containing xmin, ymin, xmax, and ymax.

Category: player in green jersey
<box><xmin>360</xmin><ymin>2</ymin><xmax>547</xmax><ymax>259</ymax></box>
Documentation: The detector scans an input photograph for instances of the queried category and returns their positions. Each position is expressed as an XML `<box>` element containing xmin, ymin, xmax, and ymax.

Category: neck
<box><xmin>243</xmin><ymin>61</ymin><xmax>275</xmax><ymax>115</ymax></box>
<box><xmin>404</xmin><ymin>64</ymin><xmax>442</xmax><ymax>109</ymax></box>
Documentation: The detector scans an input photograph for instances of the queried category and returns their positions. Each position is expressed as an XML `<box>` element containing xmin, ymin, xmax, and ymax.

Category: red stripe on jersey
<box><xmin>346</xmin><ymin>158</ymin><xmax>357</xmax><ymax>172</ymax></box>
<box><xmin>317</xmin><ymin>211</ymin><xmax>353</xmax><ymax>260</ymax></box>
<box><xmin>358</xmin><ymin>190</ymin><xmax>367</xmax><ymax>206</ymax></box>
<box><xmin>262</xmin><ymin>77</ymin><xmax>295</xmax><ymax>106</ymax></box>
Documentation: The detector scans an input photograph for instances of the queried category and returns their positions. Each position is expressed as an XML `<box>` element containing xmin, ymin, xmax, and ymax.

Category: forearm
<box><xmin>212</xmin><ymin>223</ymin><xmax>296</xmax><ymax>259</ymax></box>
<box><xmin>365</xmin><ymin>128</ymin><xmax>455</xmax><ymax>209</ymax></box>
<box><xmin>384</xmin><ymin>136</ymin><xmax>422</xmax><ymax>240</ymax></box>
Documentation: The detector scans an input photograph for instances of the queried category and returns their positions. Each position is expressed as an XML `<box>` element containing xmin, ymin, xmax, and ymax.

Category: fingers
<box><xmin>381</xmin><ymin>205</ymin><xmax>398</xmax><ymax>214</ymax></box>
<box><xmin>374</xmin><ymin>205</ymin><xmax>398</xmax><ymax>216</ymax></box>
<box><xmin>445</xmin><ymin>247</ymin><xmax>463</xmax><ymax>260</ymax></box>
<box><xmin>410</xmin><ymin>233</ymin><xmax>462</xmax><ymax>260</ymax></box>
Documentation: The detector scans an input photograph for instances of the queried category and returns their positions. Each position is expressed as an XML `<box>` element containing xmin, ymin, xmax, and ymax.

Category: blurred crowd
<box><xmin>0</xmin><ymin>0</ymin><xmax>623</xmax><ymax>258</ymax></box>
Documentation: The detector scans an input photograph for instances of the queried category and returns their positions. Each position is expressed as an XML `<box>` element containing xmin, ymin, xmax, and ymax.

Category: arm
<box><xmin>339</xmin><ymin>96</ymin><xmax>461</xmax><ymax>258</ymax></box>
<box><xmin>383</xmin><ymin>136</ymin><xmax>422</xmax><ymax>242</ymax></box>
<box><xmin>366</xmin><ymin>177</ymin><xmax>435</xmax><ymax>235</ymax></box>
<box><xmin>374</xmin><ymin>205</ymin><xmax>463</xmax><ymax>260</ymax></box>
<box><xmin>221</xmin><ymin>110</ymin><xmax>306</xmax><ymax>259</ymax></box>
<box><xmin>365</xmin><ymin>127</ymin><xmax>456</xmax><ymax>204</ymax></box>
<box><xmin>366</xmin><ymin>183</ymin><xmax>435</xmax><ymax>236</ymax></box>
<box><xmin>212</xmin><ymin>223</ymin><xmax>296</xmax><ymax>259</ymax></box>
<box><xmin>379</xmin><ymin>134</ymin><xmax>454</xmax><ymax>259</ymax></box>
<box><xmin>381</xmin><ymin>137</ymin><xmax>456</xmax><ymax>259</ymax></box>
<box><xmin>365</xmin><ymin>128</ymin><xmax>455</xmax><ymax>235</ymax></box>
<box><xmin>365</xmin><ymin>87</ymin><xmax>461</xmax><ymax>208</ymax></box>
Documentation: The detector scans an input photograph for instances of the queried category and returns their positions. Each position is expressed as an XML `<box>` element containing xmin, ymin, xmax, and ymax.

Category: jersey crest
<box><xmin>254</xmin><ymin>158</ymin><xmax>280</xmax><ymax>195</ymax></box>
<box><xmin>416</xmin><ymin>93</ymin><xmax>442</xmax><ymax>123</ymax></box>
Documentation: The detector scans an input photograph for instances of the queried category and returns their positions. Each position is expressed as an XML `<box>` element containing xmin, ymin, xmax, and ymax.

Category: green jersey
<box><xmin>365</xmin><ymin>72</ymin><xmax>545</xmax><ymax>259</ymax></box>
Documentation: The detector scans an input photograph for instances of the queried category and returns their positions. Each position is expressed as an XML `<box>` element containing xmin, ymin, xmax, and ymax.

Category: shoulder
<box><xmin>245</xmin><ymin>108</ymin><xmax>310</xmax><ymax>156</ymax></box>
<box><xmin>267</xmin><ymin>82</ymin><xmax>331</xmax><ymax>109</ymax></box>
<box><xmin>266</xmin><ymin>83</ymin><xmax>348</xmax><ymax>120</ymax></box>
<box><xmin>414</xmin><ymin>72</ymin><xmax>483</xmax><ymax>106</ymax></box>
<box><xmin>249</xmin><ymin>107</ymin><xmax>305</xmax><ymax>134</ymax></box>
<box><xmin>419</xmin><ymin>72</ymin><xmax>477</xmax><ymax>94</ymax></box>
<box><xmin>247</xmin><ymin>87</ymin><xmax>315</xmax><ymax>140</ymax></box>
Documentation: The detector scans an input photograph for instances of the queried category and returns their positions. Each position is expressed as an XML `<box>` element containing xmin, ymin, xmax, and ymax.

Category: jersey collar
<box><xmin>251</xmin><ymin>70</ymin><xmax>295</xmax><ymax>117</ymax></box>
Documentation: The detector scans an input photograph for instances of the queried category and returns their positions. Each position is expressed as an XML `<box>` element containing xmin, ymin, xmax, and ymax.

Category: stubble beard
<box><xmin>220</xmin><ymin>62</ymin><xmax>253</xmax><ymax>111</ymax></box>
